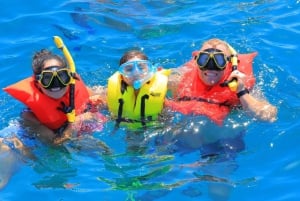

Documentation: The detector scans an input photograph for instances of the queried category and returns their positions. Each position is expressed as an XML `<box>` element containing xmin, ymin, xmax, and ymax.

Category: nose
<box><xmin>132</xmin><ymin>65</ymin><xmax>142</xmax><ymax>75</ymax></box>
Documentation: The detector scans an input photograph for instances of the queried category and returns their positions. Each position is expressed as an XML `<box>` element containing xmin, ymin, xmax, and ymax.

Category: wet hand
<box><xmin>257</xmin><ymin>104</ymin><xmax>278</xmax><ymax>122</ymax></box>
<box><xmin>57</xmin><ymin>101</ymin><xmax>73</xmax><ymax>114</ymax></box>
<box><xmin>228</xmin><ymin>70</ymin><xmax>246</xmax><ymax>92</ymax></box>
<box><xmin>53</xmin><ymin>125</ymin><xmax>74</xmax><ymax>145</ymax></box>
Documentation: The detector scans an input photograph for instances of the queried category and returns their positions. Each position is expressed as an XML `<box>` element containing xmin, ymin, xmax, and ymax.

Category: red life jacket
<box><xmin>3</xmin><ymin>76</ymin><xmax>90</xmax><ymax>130</ymax></box>
<box><xmin>165</xmin><ymin>52</ymin><xmax>257</xmax><ymax>125</ymax></box>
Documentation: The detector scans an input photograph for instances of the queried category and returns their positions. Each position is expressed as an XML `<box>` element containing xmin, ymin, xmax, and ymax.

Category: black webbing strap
<box><xmin>140</xmin><ymin>94</ymin><xmax>149</xmax><ymax>127</ymax></box>
<box><xmin>177</xmin><ymin>96</ymin><xmax>231</xmax><ymax>107</ymax></box>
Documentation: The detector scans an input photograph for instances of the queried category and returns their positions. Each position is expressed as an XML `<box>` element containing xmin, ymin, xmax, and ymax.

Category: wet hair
<box><xmin>202</xmin><ymin>38</ymin><xmax>231</xmax><ymax>56</ymax></box>
<box><xmin>203</xmin><ymin>38</ymin><xmax>225</xmax><ymax>48</ymax></box>
<box><xmin>32</xmin><ymin>49</ymin><xmax>67</xmax><ymax>75</ymax></box>
<box><xmin>119</xmin><ymin>50</ymin><xmax>148</xmax><ymax>66</ymax></box>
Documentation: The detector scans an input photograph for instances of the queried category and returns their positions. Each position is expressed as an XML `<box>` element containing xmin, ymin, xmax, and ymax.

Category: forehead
<box><xmin>200</xmin><ymin>43</ymin><xmax>230</xmax><ymax>56</ymax></box>
<box><xmin>43</xmin><ymin>59</ymin><xmax>62</xmax><ymax>68</ymax></box>
<box><xmin>127</xmin><ymin>56</ymin><xmax>143</xmax><ymax>62</ymax></box>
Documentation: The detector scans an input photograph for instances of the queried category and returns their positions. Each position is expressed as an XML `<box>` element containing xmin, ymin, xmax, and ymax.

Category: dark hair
<box><xmin>32</xmin><ymin>49</ymin><xmax>67</xmax><ymax>74</ymax></box>
<box><xmin>119</xmin><ymin>50</ymin><xmax>148</xmax><ymax>66</ymax></box>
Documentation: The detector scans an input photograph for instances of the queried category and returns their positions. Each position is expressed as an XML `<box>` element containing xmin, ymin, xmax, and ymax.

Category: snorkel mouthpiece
<box><xmin>132</xmin><ymin>64</ymin><xmax>157</xmax><ymax>89</ymax></box>
<box><xmin>133</xmin><ymin>73</ymin><xmax>153</xmax><ymax>89</ymax></box>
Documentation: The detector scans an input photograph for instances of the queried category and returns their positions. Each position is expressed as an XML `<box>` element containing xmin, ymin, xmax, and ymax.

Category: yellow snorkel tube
<box><xmin>53</xmin><ymin>36</ymin><xmax>76</xmax><ymax>123</ymax></box>
<box><xmin>221</xmin><ymin>43</ymin><xmax>238</xmax><ymax>91</ymax></box>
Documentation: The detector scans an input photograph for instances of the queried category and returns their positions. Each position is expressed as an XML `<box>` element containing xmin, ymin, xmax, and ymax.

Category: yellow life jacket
<box><xmin>107</xmin><ymin>71</ymin><xmax>168</xmax><ymax>129</ymax></box>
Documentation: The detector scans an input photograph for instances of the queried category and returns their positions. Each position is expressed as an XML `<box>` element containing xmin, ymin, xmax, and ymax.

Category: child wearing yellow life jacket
<box><xmin>106</xmin><ymin>50</ymin><xmax>170</xmax><ymax>130</ymax></box>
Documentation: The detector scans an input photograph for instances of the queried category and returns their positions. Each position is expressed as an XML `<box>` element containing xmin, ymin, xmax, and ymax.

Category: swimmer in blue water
<box><xmin>91</xmin><ymin>50</ymin><xmax>171</xmax><ymax>153</ymax></box>
<box><xmin>160</xmin><ymin>38</ymin><xmax>277</xmax><ymax>150</ymax></box>
<box><xmin>0</xmin><ymin>137</ymin><xmax>17</xmax><ymax>189</ymax></box>
<box><xmin>4</xmin><ymin>39</ymin><xmax>107</xmax><ymax>145</ymax></box>
<box><xmin>1</xmin><ymin>37</ymin><xmax>110</xmax><ymax>190</ymax></box>
<box><xmin>91</xmin><ymin>50</ymin><xmax>170</xmax><ymax>130</ymax></box>
<box><xmin>0</xmin><ymin>135</ymin><xmax>33</xmax><ymax>189</ymax></box>
<box><xmin>158</xmin><ymin>38</ymin><xmax>278</xmax><ymax>200</ymax></box>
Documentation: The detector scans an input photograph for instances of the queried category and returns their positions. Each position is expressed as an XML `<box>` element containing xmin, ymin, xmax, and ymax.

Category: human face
<box><xmin>120</xmin><ymin>57</ymin><xmax>153</xmax><ymax>89</ymax></box>
<box><xmin>197</xmin><ymin>43</ymin><xmax>229</xmax><ymax>86</ymax></box>
<box><xmin>199</xmin><ymin>68</ymin><xmax>225</xmax><ymax>86</ymax></box>
<box><xmin>195</xmin><ymin>48</ymin><xmax>228</xmax><ymax>71</ymax></box>
<box><xmin>119</xmin><ymin>59</ymin><xmax>150</xmax><ymax>78</ymax></box>
<box><xmin>38</xmin><ymin>59</ymin><xmax>68</xmax><ymax>99</ymax></box>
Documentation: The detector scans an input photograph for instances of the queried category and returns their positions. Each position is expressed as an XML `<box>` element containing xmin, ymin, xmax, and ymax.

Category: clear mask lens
<box><xmin>119</xmin><ymin>60</ymin><xmax>157</xmax><ymax>89</ymax></box>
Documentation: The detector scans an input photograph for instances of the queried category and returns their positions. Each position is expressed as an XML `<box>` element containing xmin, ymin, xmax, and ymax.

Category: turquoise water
<box><xmin>1</xmin><ymin>0</ymin><xmax>300</xmax><ymax>200</ymax></box>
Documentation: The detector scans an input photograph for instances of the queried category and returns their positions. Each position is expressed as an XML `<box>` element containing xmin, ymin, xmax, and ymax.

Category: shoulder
<box><xmin>109</xmin><ymin>71</ymin><xmax>121</xmax><ymax>79</ymax></box>
<box><xmin>166</xmin><ymin>65</ymin><xmax>192</xmax><ymax>97</ymax></box>
<box><xmin>90</xmin><ymin>85</ymin><xmax>107</xmax><ymax>99</ymax></box>
<box><xmin>169</xmin><ymin>65</ymin><xmax>192</xmax><ymax>83</ymax></box>
<box><xmin>21</xmin><ymin>110</ymin><xmax>40</xmax><ymax>125</ymax></box>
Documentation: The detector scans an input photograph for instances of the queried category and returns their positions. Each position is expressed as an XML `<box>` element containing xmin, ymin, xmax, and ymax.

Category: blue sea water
<box><xmin>0</xmin><ymin>0</ymin><xmax>300</xmax><ymax>201</ymax></box>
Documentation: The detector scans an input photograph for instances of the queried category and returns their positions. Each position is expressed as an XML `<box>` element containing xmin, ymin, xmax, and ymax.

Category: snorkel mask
<box><xmin>119</xmin><ymin>60</ymin><xmax>157</xmax><ymax>89</ymax></box>
<box><xmin>195</xmin><ymin>48</ymin><xmax>228</xmax><ymax>71</ymax></box>
<box><xmin>36</xmin><ymin>66</ymin><xmax>72</xmax><ymax>90</ymax></box>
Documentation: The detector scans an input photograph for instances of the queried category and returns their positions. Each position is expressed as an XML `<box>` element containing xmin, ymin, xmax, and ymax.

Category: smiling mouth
<box><xmin>204</xmin><ymin>72</ymin><xmax>218</xmax><ymax>77</ymax></box>
<box><xmin>49</xmin><ymin>87</ymin><xmax>63</xmax><ymax>92</ymax></box>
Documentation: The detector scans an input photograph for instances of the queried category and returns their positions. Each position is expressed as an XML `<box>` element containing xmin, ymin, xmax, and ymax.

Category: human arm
<box><xmin>0</xmin><ymin>137</ymin><xmax>20</xmax><ymax>189</ymax></box>
<box><xmin>167</xmin><ymin>65</ymin><xmax>190</xmax><ymax>98</ymax></box>
<box><xmin>53</xmin><ymin>85</ymin><xmax>108</xmax><ymax>144</ymax></box>
<box><xmin>53</xmin><ymin>111</ymin><xmax>107</xmax><ymax>145</ymax></box>
<box><xmin>238</xmin><ymin>92</ymin><xmax>277</xmax><ymax>122</ymax></box>
<box><xmin>228</xmin><ymin>70</ymin><xmax>277</xmax><ymax>122</ymax></box>
<box><xmin>89</xmin><ymin>85</ymin><xmax>107</xmax><ymax>107</ymax></box>
<box><xmin>52</xmin><ymin>112</ymin><xmax>95</xmax><ymax>144</ymax></box>
<box><xmin>21</xmin><ymin>110</ymin><xmax>74</xmax><ymax>145</ymax></box>
<box><xmin>21</xmin><ymin>110</ymin><xmax>57</xmax><ymax>144</ymax></box>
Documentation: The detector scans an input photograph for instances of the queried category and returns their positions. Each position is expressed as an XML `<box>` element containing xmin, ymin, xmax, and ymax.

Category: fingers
<box><xmin>53</xmin><ymin>132</ymin><xmax>71</xmax><ymax>145</ymax></box>
<box><xmin>57</xmin><ymin>101</ymin><xmax>72</xmax><ymax>113</ymax></box>
<box><xmin>228</xmin><ymin>70</ymin><xmax>246</xmax><ymax>91</ymax></box>
<box><xmin>229</xmin><ymin>70</ymin><xmax>244</xmax><ymax>79</ymax></box>
<box><xmin>258</xmin><ymin>105</ymin><xmax>278</xmax><ymax>122</ymax></box>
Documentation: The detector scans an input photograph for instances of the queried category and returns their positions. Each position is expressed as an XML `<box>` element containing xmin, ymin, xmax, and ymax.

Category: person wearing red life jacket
<box><xmin>1</xmin><ymin>46</ymin><xmax>108</xmax><ymax>189</ymax></box>
<box><xmin>159</xmin><ymin>38</ymin><xmax>278</xmax><ymax>152</ymax></box>
<box><xmin>0</xmin><ymin>135</ymin><xmax>33</xmax><ymax>189</ymax></box>
<box><xmin>166</xmin><ymin>38</ymin><xmax>277</xmax><ymax>125</ymax></box>
<box><xmin>4</xmin><ymin>49</ymin><xmax>106</xmax><ymax>145</ymax></box>
<box><xmin>161</xmin><ymin>38</ymin><xmax>278</xmax><ymax>201</ymax></box>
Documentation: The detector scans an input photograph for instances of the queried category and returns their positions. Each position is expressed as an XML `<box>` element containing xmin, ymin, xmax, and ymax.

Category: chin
<box><xmin>204</xmin><ymin>80</ymin><xmax>217</xmax><ymax>86</ymax></box>
<box><xmin>42</xmin><ymin>87</ymin><xmax>67</xmax><ymax>99</ymax></box>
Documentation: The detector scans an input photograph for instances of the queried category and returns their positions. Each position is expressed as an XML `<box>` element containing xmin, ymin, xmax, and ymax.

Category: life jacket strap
<box><xmin>140</xmin><ymin>94</ymin><xmax>149</xmax><ymax>127</ymax></box>
<box><xmin>177</xmin><ymin>96</ymin><xmax>231</xmax><ymax>107</ymax></box>
<box><xmin>54</xmin><ymin>121</ymin><xmax>69</xmax><ymax>136</ymax></box>
<box><xmin>115</xmin><ymin>96</ymin><xmax>153</xmax><ymax>128</ymax></box>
